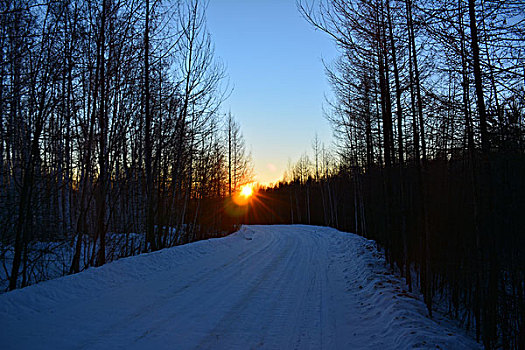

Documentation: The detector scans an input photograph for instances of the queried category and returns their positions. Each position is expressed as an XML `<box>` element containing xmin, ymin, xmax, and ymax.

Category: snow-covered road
<box><xmin>0</xmin><ymin>225</ymin><xmax>479</xmax><ymax>349</ymax></box>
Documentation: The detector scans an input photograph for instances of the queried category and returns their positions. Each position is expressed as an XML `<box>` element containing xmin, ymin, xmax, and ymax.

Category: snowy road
<box><xmin>0</xmin><ymin>225</ymin><xmax>479</xmax><ymax>349</ymax></box>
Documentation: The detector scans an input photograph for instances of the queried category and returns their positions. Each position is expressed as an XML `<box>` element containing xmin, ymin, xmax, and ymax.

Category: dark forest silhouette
<box><xmin>1</xmin><ymin>0</ymin><xmax>252</xmax><ymax>291</ymax></box>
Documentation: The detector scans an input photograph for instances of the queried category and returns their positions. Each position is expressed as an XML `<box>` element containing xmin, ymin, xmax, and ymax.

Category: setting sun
<box><xmin>231</xmin><ymin>184</ymin><xmax>255</xmax><ymax>207</ymax></box>
<box><xmin>240</xmin><ymin>185</ymin><xmax>253</xmax><ymax>198</ymax></box>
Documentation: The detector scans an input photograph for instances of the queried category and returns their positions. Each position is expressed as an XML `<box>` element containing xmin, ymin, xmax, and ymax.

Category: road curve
<box><xmin>0</xmin><ymin>225</ymin><xmax>479</xmax><ymax>349</ymax></box>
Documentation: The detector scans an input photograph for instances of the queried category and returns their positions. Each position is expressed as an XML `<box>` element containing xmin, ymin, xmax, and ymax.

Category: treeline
<box><xmin>250</xmin><ymin>0</ymin><xmax>524</xmax><ymax>348</ymax></box>
<box><xmin>0</xmin><ymin>0</ymin><xmax>251</xmax><ymax>291</ymax></box>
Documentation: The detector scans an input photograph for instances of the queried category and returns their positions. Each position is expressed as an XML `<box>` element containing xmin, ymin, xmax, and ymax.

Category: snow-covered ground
<box><xmin>0</xmin><ymin>232</ymin><xmax>146</xmax><ymax>291</ymax></box>
<box><xmin>0</xmin><ymin>225</ymin><xmax>480</xmax><ymax>349</ymax></box>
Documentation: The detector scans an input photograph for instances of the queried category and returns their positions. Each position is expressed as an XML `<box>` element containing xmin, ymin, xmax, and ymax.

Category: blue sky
<box><xmin>206</xmin><ymin>0</ymin><xmax>339</xmax><ymax>185</ymax></box>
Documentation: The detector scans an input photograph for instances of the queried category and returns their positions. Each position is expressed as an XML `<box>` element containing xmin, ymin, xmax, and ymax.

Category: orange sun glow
<box><xmin>240</xmin><ymin>185</ymin><xmax>253</xmax><ymax>198</ymax></box>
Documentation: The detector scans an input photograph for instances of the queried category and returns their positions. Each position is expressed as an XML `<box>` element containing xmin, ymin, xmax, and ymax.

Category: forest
<box><xmin>247</xmin><ymin>0</ymin><xmax>524</xmax><ymax>348</ymax></box>
<box><xmin>1</xmin><ymin>0</ymin><xmax>524</xmax><ymax>349</ymax></box>
<box><xmin>0</xmin><ymin>0</ymin><xmax>253</xmax><ymax>291</ymax></box>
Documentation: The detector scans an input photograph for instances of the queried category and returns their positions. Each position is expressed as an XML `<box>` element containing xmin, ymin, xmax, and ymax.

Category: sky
<box><xmin>206</xmin><ymin>0</ymin><xmax>339</xmax><ymax>186</ymax></box>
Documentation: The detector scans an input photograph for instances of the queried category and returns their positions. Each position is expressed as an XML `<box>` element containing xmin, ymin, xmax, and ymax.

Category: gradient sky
<box><xmin>206</xmin><ymin>0</ymin><xmax>339</xmax><ymax>186</ymax></box>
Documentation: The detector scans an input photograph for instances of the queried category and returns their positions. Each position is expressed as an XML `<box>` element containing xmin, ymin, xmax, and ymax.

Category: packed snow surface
<box><xmin>0</xmin><ymin>225</ymin><xmax>479</xmax><ymax>349</ymax></box>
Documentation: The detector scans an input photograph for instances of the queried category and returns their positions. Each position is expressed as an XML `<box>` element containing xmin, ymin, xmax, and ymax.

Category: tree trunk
<box><xmin>144</xmin><ymin>0</ymin><xmax>156</xmax><ymax>252</ymax></box>
<box><xmin>95</xmin><ymin>0</ymin><xmax>108</xmax><ymax>267</ymax></box>
<box><xmin>468</xmin><ymin>0</ymin><xmax>489</xmax><ymax>155</ymax></box>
